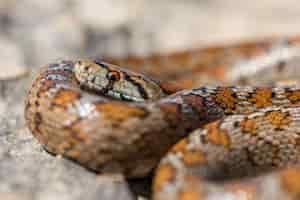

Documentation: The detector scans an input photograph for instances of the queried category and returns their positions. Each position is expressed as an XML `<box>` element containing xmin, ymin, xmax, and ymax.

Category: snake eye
<box><xmin>107</xmin><ymin>71</ymin><xmax>120</xmax><ymax>81</ymax></box>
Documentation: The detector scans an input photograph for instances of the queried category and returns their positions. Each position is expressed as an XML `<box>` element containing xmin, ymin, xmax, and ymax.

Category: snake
<box><xmin>24</xmin><ymin>35</ymin><xmax>300</xmax><ymax>199</ymax></box>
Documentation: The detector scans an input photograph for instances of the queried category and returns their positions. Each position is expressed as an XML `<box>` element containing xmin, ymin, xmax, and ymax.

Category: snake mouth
<box><xmin>107</xmin><ymin>90</ymin><xmax>145</xmax><ymax>102</ymax></box>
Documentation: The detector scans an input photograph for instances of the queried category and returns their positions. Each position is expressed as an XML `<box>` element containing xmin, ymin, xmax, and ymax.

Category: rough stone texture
<box><xmin>1</xmin><ymin>0</ymin><xmax>300</xmax><ymax>200</ymax></box>
<box><xmin>0</xmin><ymin>127</ymin><xmax>133</xmax><ymax>200</ymax></box>
<box><xmin>0</xmin><ymin>74</ymin><xmax>133</xmax><ymax>200</ymax></box>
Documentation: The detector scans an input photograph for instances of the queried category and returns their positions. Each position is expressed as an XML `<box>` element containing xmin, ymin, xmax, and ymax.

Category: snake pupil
<box><xmin>107</xmin><ymin>72</ymin><xmax>120</xmax><ymax>81</ymax></box>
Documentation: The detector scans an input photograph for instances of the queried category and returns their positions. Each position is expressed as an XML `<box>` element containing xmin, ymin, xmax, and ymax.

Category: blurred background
<box><xmin>1</xmin><ymin>0</ymin><xmax>300</xmax><ymax>74</ymax></box>
<box><xmin>1</xmin><ymin>1</ymin><xmax>300</xmax><ymax>200</ymax></box>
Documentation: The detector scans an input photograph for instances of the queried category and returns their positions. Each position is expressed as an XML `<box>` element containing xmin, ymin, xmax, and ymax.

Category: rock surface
<box><xmin>1</xmin><ymin>0</ymin><xmax>300</xmax><ymax>200</ymax></box>
<box><xmin>0</xmin><ymin>74</ymin><xmax>133</xmax><ymax>200</ymax></box>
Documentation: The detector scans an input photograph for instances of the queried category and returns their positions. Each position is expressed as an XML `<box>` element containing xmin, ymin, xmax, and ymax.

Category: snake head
<box><xmin>74</xmin><ymin>60</ymin><xmax>165</xmax><ymax>102</ymax></box>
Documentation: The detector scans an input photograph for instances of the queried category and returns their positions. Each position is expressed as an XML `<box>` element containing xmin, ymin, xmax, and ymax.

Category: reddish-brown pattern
<box><xmin>215</xmin><ymin>87</ymin><xmax>237</xmax><ymax>112</ymax></box>
<box><xmin>250</xmin><ymin>88</ymin><xmax>273</xmax><ymax>108</ymax></box>
<box><xmin>24</xmin><ymin>36</ymin><xmax>300</xmax><ymax>199</ymax></box>
<box><xmin>240</xmin><ymin>118</ymin><xmax>258</xmax><ymax>134</ymax></box>
<box><xmin>205</xmin><ymin>121</ymin><xmax>231</xmax><ymax>148</ymax></box>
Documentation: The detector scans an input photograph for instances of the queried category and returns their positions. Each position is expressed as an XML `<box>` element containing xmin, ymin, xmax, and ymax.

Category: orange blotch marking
<box><xmin>265</xmin><ymin>111</ymin><xmax>292</xmax><ymax>129</ymax></box>
<box><xmin>172</xmin><ymin>139</ymin><xmax>188</xmax><ymax>153</ymax></box>
<box><xmin>215</xmin><ymin>87</ymin><xmax>236</xmax><ymax>111</ymax></box>
<box><xmin>249</xmin><ymin>88</ymin><xmax>273</xmax><ymax>108</ymax></box>
<box><xmin>240</xmin><ymin>118</ymin><xmax>258</xmax><ymax>135</ymax></box>
<box><xmin>53</xmin><ymin>89</ymin><xmax>81</xmax><ymax>107</ymax></box>
<box><xmin>96</xmin><ymin>103</ymin><xmax>147</xmax><ymax>123</ymax></box>
<box><xmin>205</xmin><ymin>121</ymin><xmax>231</xmax><ymax>148</ymax></box>
<box><xmin>153</xmin><ymin>163</ymin><xmax>176</xmax><ymax>192</ymax></box>
<box><xmin>179</xmin><ymin>189</ymin><xmax>202</xmax><ymax>200</ymax></box>
<box><xmin>171</xmin><ymin>138</ymin><xmax>207</xmax><ymax>166</ymax></box>
<box><xmin>286</xmin><ymin>90</ymin><xmax>300</xmax><ymax>103</ymax></box>
<box><xmin>280</xmin><ymin>167</ymin><xmax>300</xmax><ymax>194</ymax></box>
<box><xmin>182</xmin><ymin>150</ymin><xmax>207</xmax><ymax>166</ymax></box>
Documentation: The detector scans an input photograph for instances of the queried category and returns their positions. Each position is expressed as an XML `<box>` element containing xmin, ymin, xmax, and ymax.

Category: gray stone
<box><xmin>0</xmin><ymin>73</ymin><xmax>134</xmax><ymax>200</ymax></box>
<box><xmin>31</xmin><ymin>14</ymin><xmax>85</xmax><ymax>67</ymax></box>
<box><xmin>74</xmin><ymin>0</ymin><xmax>143</xmax><ymax>30</ymax></box>
<box><xmin>10</xmin><ymin>0</ymin><xmax>66</xmax><ymax>26</ymax></box>
<box><xmin>0</xmin><ymin>37</ymin><xmax>28</xmax><ymax>80</ymax></box>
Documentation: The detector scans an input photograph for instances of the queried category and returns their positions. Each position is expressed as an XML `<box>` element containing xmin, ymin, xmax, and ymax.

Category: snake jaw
<box><xmin>106</xmin><ymin>89</ymin><xmax>145</xmax><ymax>102</ymax></box>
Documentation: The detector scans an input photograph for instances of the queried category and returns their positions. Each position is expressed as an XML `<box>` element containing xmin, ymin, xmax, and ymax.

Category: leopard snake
<box><xmin>25</xmin><ymin>36</ymin><xmax>300</xmax><ymax>200</ymax></box>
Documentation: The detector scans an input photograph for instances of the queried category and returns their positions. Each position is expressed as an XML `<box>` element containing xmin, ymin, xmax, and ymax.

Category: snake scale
<box><xmin>25</xmin><ymin>35</ymin><xmax>300</xmax><ymax>199</ymax></box>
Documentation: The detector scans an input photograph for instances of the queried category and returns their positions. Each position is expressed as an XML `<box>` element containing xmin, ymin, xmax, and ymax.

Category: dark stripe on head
<box><xmin>124</xmin><ymin>74</ymin><xmax>149</xmax><ymax>100</ymax></box>
<box><xmin>94</xmin><ymin>59</ymin><xmax>109</xmax><ymax>68</ymax></box>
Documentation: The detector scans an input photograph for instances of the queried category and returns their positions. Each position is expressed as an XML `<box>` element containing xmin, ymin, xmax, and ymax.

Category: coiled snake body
<box><xmin>25</xmin><ymin>36</ymin><xmax>300</xmax><ymax>199</ymax></box>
